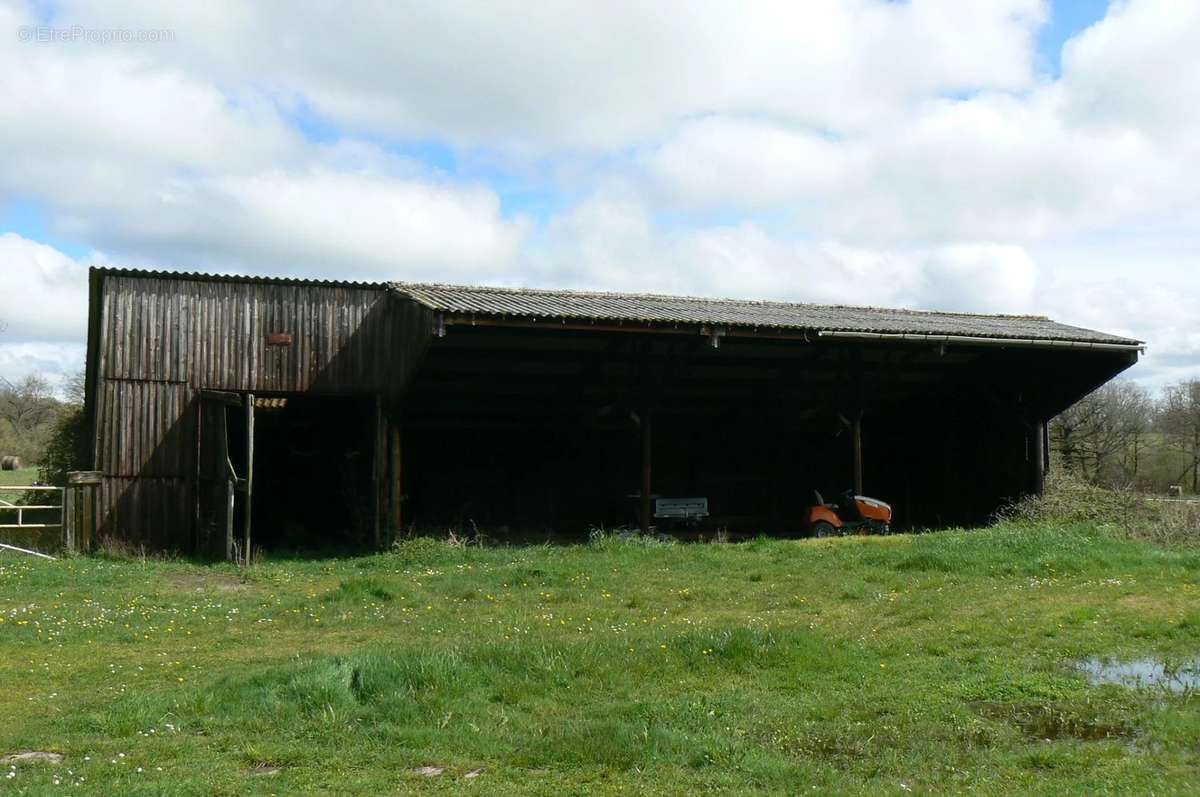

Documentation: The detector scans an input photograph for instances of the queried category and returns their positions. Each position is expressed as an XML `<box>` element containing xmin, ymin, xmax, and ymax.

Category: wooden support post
<box><xmin>847</xmin><ymin>346</ymin><xmax>865</xmax><ymax>497</ymax></box>
<box><xmin>224</xmin><ymin>478</ymin><xmax>235</xmax><ymax>562</ymax></box>
<box><xmin>373</xmin><ymin>399</ymin><xmax>384</xmax><ymax>550</ymax></box>
<box><xmin>391</xmin><ymin>423</ymin><xmax>402</xmax><ymax>535</ymax></box>
<box><xmin>195</xmin><ymin>397</ymin><xmax>203</xmax><ymax>554</ymax></box>
<box><xmin>852</xmin><ymin>413</ymin><xmax>863</xmax><ymax>495</ymax></box>
<box><xmin>1031</xmin><ymin>419</ymin><xmax>1046</xmax><ymax>496</ymax></box>
<box><xmin>640</xmin><ymin>408</ymin><xmax>653</xmax><ymax>535</ymax></box>
<box><xmin>1042</xmin><ymin>422</ymin><xmax>1051</xmax><ymax>475</ymax></box>
<box><xmin>243</xmin><ymin>394</ymin><xmax>254</xmax><ymax>566</ymax></box>
<box><xmin>81</xmin><ymin>477</ymin><xmax>96</xmax><ymax>553</ymax></box>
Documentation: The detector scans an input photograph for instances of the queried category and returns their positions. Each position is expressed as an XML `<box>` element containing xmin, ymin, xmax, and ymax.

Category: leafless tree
<box><xmin>1160</xmin><ymin>378</ymin><xmax>1200</xmax><ymax>493</ymax></box>
<box><xmin>0</xmin><ymin>374</ymin><xmax>58</xmax><ymax>436</ymax></box>
<box><xmin>1051</xmin><ymin>380</ymin><xmax>1153</xmax><ymax>486</ymax></box>
<box><xmin>63</xmin><ymin>369</ymin><xmax>86</xmax><ymax>406</ymax></box>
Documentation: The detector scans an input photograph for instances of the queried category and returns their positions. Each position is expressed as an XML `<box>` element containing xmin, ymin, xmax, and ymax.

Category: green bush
<box><xmin>37</xmin><ymin>404</ymin><xmax>89</xmax><ymax>486</ymax></box>
<box><xmin>1000</xmin><ymin>471</ymin><xmax>1200</xmax><ymax>545</ymax></box>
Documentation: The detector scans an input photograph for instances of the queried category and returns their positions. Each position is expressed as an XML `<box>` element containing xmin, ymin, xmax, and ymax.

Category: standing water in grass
<box><xmin>1079</xmin><ymin>657</ymin><xmax>1200</xmax><ymax>694</ymax></box>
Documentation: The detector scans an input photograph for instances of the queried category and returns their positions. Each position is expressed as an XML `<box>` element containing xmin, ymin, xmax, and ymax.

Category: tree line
<box><xmin>1051</xmin><ymin>377</ymin><xmax>1200</xmax><ymax>494</ymax></box>
<box><xmin>0</xmin><ymin>372</ymin><xmax>88</xmax><ymax>479</ymax></box>
<box><xmin>0</xmin><ymin>374</ymin><xmax>71</xmax><ymax>462</ymax></box>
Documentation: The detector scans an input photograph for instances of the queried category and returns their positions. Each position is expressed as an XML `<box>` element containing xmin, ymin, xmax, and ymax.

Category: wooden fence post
<box><xmin>65</xmin><ymin>471</ymin><xmax>103</xmax><ymax>553</ymax></box>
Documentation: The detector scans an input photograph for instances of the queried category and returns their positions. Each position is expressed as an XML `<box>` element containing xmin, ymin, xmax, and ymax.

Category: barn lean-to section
<box><xmin>84</xmin><ymin>270</ymin><xmax>432</xmax><ymax>555</ymax></box>
<box><xmin>83</xmin><ymin>268</ymin><xmax>1142</xmax><ymax>556</ymax></box>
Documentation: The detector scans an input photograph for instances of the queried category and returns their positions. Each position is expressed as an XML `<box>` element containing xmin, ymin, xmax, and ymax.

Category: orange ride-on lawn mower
<box><xmin>809</xmin><ymin>489</ymin><xmax>892</xmax><ymax>537</ymax></box>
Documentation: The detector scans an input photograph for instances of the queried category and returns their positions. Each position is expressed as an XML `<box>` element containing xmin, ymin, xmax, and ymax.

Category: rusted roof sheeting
<box><xmin>393</xmin><ymin>282</ymin><xmax>1141</xmax><ymax>345</ymax></box>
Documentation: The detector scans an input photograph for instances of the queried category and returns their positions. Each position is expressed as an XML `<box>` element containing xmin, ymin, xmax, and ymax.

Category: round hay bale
<box><xmin>0</xmin><ymin>456</ymin><xmax>22</xmax><ymax>471</ymax></box>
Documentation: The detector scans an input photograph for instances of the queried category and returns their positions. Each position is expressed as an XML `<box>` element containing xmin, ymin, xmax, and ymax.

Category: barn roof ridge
<box><xmin>391</xmin><ymin>281</ymin><xmax>1142</xmax><ymax>346</ymax></box>
<box><xmin>391</xmin><ymin>280</ymin><xmax>1052</xmax><ymax>321</ymax></box>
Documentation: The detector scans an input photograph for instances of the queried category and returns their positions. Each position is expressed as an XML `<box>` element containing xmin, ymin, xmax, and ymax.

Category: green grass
<box><xmin>2</xmin><ymin>524</ymin><xmax>1199</xmax><ymax>794</ymax></box>
<box><xmin>0</xmin><ymin>466</ymin><xmax>40</xmax><ymax>502</ymax></box>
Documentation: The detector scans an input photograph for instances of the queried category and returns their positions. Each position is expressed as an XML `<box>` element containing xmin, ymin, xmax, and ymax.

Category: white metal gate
<box><xmin>0</xmin><ymin>484</ymin><xmax>63</xmax><ymax>534</ymax></box>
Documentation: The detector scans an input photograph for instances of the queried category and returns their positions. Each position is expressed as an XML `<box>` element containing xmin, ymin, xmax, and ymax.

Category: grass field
<box><xmin>1</xmin><ymin>523</ymin><xmax>1199</xmax><ymax>795</ymax></box>
<box><xmin>0</xmin><ymin>466</ymin><xmax>40</xmax><ymax>504</ymax></box>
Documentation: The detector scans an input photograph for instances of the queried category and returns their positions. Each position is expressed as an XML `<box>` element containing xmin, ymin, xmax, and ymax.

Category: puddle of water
<box><xmin>1078</xmin><ymin>657</ymin><xmax>1200</xmax><ymax>694</ymax></box>
<box><xmin>972</xmin><ymin>701</ymin><xmax>1131</xmax><ymax>741</ymax></box>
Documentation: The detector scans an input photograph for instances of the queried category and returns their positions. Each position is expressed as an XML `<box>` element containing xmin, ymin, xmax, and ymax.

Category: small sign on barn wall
<box><xmin>267</xmin><ymin>332</ymin><xmax>293</xmax><ymax>346</ymax></box>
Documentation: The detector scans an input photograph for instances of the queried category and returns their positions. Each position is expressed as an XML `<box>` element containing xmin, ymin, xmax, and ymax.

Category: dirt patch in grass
<box><xmin>1115</xmin><ymin>594</ymin><xmax>1177</xmax><ymax>613</ymax></box>
<box><xmin>1</xmin><ymin>751</ymin><xmax>63</xmax><ymax>764</ymax></box>
<box><xmin>164</xmin><ymin>571</ymin><xmax>252</xmax><ymax>593</ymax></box>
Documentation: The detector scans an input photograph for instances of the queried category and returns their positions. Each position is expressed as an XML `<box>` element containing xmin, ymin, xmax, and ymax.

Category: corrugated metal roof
<box><xmin>93</xmin><ymin>266</ymin><xmax>388</xmax><ymax>290</ymax></box>
<box><xmin>392</xmin><ymin>282</ymin><xmax>1141</xmax><ymax>346</ymax></box>
<box><xmin>89</xmin><ymin>269</ymin><xmax>1138</xmax><ymax>346</ymax></box>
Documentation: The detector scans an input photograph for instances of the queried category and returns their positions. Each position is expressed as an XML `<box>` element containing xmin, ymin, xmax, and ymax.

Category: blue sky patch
<box><xmin>1036</xmin><ymin>0</ymin><xmax>1111</xmax><ymax>75</ymax></box>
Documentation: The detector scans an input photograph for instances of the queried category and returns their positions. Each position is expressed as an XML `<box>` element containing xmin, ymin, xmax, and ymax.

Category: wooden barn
<box><xmin>82</xmin><ymin>268</ymin><xmax>1142</xmax><ymax>556</ymax></box>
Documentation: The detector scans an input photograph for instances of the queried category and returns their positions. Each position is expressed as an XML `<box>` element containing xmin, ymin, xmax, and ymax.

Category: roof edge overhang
<box><xmin>814</xmin><ymin>329</ymin><xmax>1145</xmax><ymax>352</ymax></box>
<box><xmin>427</xmin><ymin>309</ymin><xmax>1145</xmax><ymax>353</ymax></box>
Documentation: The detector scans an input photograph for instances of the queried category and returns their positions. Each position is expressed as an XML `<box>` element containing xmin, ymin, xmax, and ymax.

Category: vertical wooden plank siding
<box><xmin>90</xmin><ymin>273</ymin><xmax>433</xmax><ymax>547</ymax></box>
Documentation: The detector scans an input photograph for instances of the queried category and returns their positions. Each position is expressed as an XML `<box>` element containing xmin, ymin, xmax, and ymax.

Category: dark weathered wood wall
<box><xmin>89</xmin><ymin>272</ymin><xmax>433</xmax><ymax>547</ymax></box>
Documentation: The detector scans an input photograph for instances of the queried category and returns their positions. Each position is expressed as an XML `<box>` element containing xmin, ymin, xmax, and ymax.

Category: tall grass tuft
<box><xmin>587</xmin><ymin>526</ymin><xmax>676</xmax><ymax>550</ymax></box>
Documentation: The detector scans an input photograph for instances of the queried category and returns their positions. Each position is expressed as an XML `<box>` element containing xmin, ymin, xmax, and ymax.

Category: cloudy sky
<box><xmin>0</xmin><ymin>0</ymin><xmax>1197</xmax><ymax>393</ymax></box>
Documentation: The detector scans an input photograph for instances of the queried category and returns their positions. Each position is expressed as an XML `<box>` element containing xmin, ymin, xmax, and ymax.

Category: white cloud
<box><xmin>917</xmin><ymin>244</ymin><xmax>1039</xmax><ymax>313</ymax></box>
<box><xmin>0</xmin><ymin>233</ymin><xmax>90</xmax><ymax>343</ymax></box>
<box><xmin>643</xmin><ymin>118</ymin><xmax>852</xmax><ymax>211</ymax></box>
<box><xmin>44</xmin><ymin>0</ymin><xmax>1045</xmax><ymax>150</ymax></box>
<box><xmin>528</xmin><ymin>191</ymin><xmax>1040</xmax><ymax>314</ymax></box>
<box><xmin>1060</xmin><ymin>0</ymin><xmax>1200</xmax><ymax>143</ymax></box>
<box><xmin>644</xmin><ymin>1</ymin><xmax>1200</xmax><ymax>244</ymax></box>
<box><xmin>1030</xmin><ymin>232</ymin><xmax>1200</xmax><ymax>390</ymax></box>
<box><xmin>0</xmin><ymin>2</ymin><xmax>303</xmax><ymax>209</ymax></box>
<box><xmin>645</xmin><ymin>86</ymin><xmax>1183</xmax><ymax>244</ymax></box>
<box><xmin>0</xmin><ymin>342</ymin><xmax>87</xmax><ymax>393</ymax></box>
<box><xmin>0</xmin><ymin>233</ymin><xmax>90</xmax><ymax>388</ymax></box>
<box><xmin>62</xmin><ymin>167</ymin><xmax>531</xmax><ymax>281</ymax></box>
<box><xmin>0</xmin><ymin>0</ymin><xmax>532</xmax><ymax>285</ymax></box>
